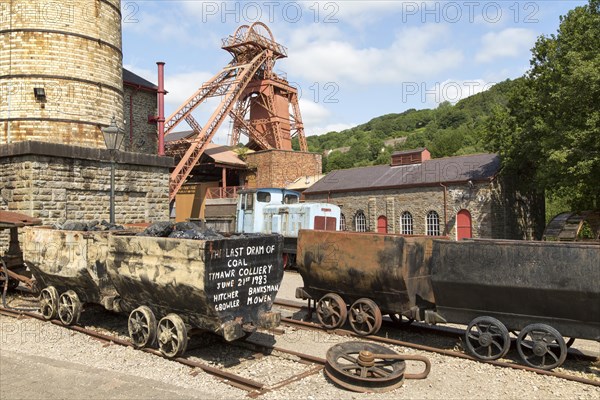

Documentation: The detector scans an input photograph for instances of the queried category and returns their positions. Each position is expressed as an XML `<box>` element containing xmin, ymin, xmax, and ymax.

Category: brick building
<box><xmin>303</xmin><ymin>148</ymin><xmax>545</xmax><ymax>240</ymax></box>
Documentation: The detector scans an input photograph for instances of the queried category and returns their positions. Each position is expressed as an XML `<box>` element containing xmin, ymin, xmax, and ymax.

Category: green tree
<box><xmin>486</xmin><ymin>0</ymin><xmax>600</xmax><ymax>210</ymax></box>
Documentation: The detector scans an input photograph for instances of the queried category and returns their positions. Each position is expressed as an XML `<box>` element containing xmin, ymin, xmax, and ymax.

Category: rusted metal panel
<box><xmin>23</xmin><ymin>227</ymin><xmax>117</xmax><ymax>306</ymax></box>
<box><xmin>107</xmin><ymin>233</ymin><xmax>284</xmax><ymax>339</ymax></box>
<box><xmin>430</xmin><ymin>239</ymin><xmax>600</xmax><ymax>340</ymax></box>
<box><xmin>0</xmin><ymin>211</ymin><xmax>42</xmax><ymax>229</ymax></box>
<box><xmin>296</xmin><ymin>230</ymin><xmax>439</xmax><ymax>315</ymax></box>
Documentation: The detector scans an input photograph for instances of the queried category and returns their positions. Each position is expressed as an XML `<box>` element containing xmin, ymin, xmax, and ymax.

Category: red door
<box><xmin>457</xmin><ymin>209</ymin><xmax>472</xmax><ymax>240</ymax></box>
<box><xmin>377</xmin><ymin>216</ymin><xmax>388</xmax><ymax>233</ymax></box>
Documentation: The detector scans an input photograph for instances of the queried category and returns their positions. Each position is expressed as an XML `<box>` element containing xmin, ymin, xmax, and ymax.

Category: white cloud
<box><xmin>284</xmin><ymin>25</ymin><xmax>463</xmax><ymax>85</ymax></box>
<box><xmin>308</xmin><ymin>123</ymin><xmax>356</xmax><ymax>137</ymax></box>
<box><xmin>475</xmin><ymin>28</ymin><xmax>537</xmax><ymax>63</ymax></box>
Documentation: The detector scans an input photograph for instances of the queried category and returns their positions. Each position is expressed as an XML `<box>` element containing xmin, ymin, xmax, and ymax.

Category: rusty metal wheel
<box><xmin>517</xmin><ymin>324</ymin><xmax>567</xmax><ymax>370</ymax></box>
<box><xmin>325</xmin><ymin>341</ymin><xmax>431</xmax><ymax>393</ymax></box>
<box><xmin>465</xmin><ymin>316</ymin><xmax>510</xmax><ymax>361</ymax></box>
<box><xmin>348</xmin><ymin>298</ymin><xmax>382</xmax><ymax>336</ymax></box>
<box><xmin>58</xmin><ymin>290</ymin><xmax>82</xmax><ymax>326</ymax></box>
<box><xmin>316</xmin><ymin>293</ymin><xmax>347</xmax><ymax>329</ymax></box>
<box><xmin>157</xmin><ymin>314</ymin><xmax>188</xmax><ymax>358</ymax></box>
<box><xmin>388</xmin><ymin>313</ymin><xmax>414</xmax><ymax>327</ymax></box>
<box><xmin>39</xmin><ymin>286</ymin><xmax>59</xmax><ymax>320</ymax></box>
<box><xmin>128</xmin><ymin>306</ymin><xmax>157</xmax><ymax>348</ymax></box>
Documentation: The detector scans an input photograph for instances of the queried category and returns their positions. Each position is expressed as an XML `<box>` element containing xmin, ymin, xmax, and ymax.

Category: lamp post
<box><xmin>101</xmin><ymin>117</ymin><xmax>124</xmax><ymax>224</ymax></box>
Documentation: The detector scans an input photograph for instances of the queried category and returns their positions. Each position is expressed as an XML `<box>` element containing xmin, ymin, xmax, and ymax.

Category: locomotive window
<box><xmin>426</xmin><ymin>211</ymin><xmax>441</xmax><ymax>236</ymax></box>
<box><xmin>246</xmin><ymin>193</ymin><xmax>254</xmax><ymax>210</ymax></box>
<box><xmin>256</xmin><ymin>192</ymin><xmax>271</xmax><ymax>203</ymax></box>
<box><xmin>354</xmin><ymin>211</ymin><xmax>367</xmax><ymax>232</ymax></box>
<box><xmin>284</xmin><ymin>194</ymin><xmax>299</xmax><ymax>204</ymax></box>
<box><xmin>401</xmin><ymin>211</ymin><xmax>413</xmax><ymax>235</ymax></box>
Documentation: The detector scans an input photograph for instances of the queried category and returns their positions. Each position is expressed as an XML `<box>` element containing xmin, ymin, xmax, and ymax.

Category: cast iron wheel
<box><xmin>39</xmin><ymin>286</ymin><xmax>59</xmax><ymax>320</ymax></box>
<box><xmin>157</xmin><ymin>314</ymin><xmax>188</xmax><ymax>358</ymax></box>
<box><xmin>465</xmin><ymin>316</ymin><xmax>511</xmax><ymax>360</ymax></box>
<box><xmin>58</xmin><ymin>290</ymin><xmax>82</xmax><ymax>326</ymax></box>
<box><xmin>348</xmin><ymin>298</ymin><xmax>382</xmax><ymax>336</ymax></box>
<box><xmin>516</xmin><ymin>324</ymin><xmax>567</xmax><ymax>370</ymax></box>
<box><xmin>128</xmin><ymin>306</ymin><xmax>157</xmax><ymax>348</ymax></box>
<box><xmin>316</xmin><ymin>293</ymin><xmax>347</xmax><ymax>329</ymax></box>
<box><xmin>388</xmin><ymin>313</ymin><xmax>415</xmax><ymax>327</ymax></box>
<box><xmin>325</xmin><ymin>341</ymin><xmax>407</xmax><ymax>393</ymax></box>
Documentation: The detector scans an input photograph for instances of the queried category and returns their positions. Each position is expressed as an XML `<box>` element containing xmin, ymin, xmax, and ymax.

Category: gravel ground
<box><xmin>1</xmin><ymin>274</ymin><xmax>599</xmax><ymax>400</ymax></box>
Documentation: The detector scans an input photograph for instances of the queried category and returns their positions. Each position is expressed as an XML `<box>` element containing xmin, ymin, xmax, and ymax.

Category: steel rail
<box><xmin>273</xmin><ymin>299</ymin><xmax>599</xmax><ymax>362</ymax></box>
<box><xmin>279</xmin><ymin>316</ymin><xmax>600</xmax><ymax>388</ymax></box>
<box><xmin>0</xmin><ymin>306</ymin><xmax>327</xmax><ymax>395</ymax></box>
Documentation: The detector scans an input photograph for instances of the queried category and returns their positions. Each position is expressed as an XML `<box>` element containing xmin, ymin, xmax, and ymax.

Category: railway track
<box><xmin>273</xmin><ymin>299</ymin><xmax>600</xmax><ymax>387</ymax></box>
<box><xmin>0</xmin><ymin>306</ymin><xmax>325</xmax><ymax>397</ymax></box>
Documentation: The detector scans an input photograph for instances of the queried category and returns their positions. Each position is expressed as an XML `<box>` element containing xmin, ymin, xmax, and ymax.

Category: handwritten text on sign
<box><xmin>208</xmin><ymin>244</ymin><xmax>279</xmax><ymax>312</ymax></box>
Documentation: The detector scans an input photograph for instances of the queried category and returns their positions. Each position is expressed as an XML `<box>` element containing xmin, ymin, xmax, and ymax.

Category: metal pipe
<box><xmin>129</xmin><ymin>91</ymin><xmax>134</xmax><ymax>149</ymax></box>
<box><xmin>440</xmin><ymin>182</ymin><xmax>448</xmax><ymax>235</ymax></box>
<box><xmin>110</xmin><ymin>155</ymin><xmax>115</xmax><ymax>224</ymax></box>
<box><xmin>157</xmin><ymin>62</ymin><xmax>166</xmax><ymax>156</ymax></box>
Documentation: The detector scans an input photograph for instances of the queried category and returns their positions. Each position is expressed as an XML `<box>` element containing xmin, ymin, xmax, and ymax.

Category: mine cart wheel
<box><xmin>128</xmin><ymin>306</ymin><xmax>157</xmax><ymax>348</ymax></box>
<box><xmin>516</xmin><ymin>324</ymin><xmax>567</xmax><ymax>370</ymax></box>
<box><xmin>316</xmin><ymin>293</ymin><xmax>348</xmax><ymax>329</ymax></box>
<box><xmin>39</xmin><ymin>286</ymin><xmax>59</xmax><ymax>320</ymax></box>
<box><xmin>157</xmin><ymin>314</ymin><xmax>188</xmax><ymax>358</ymax></box>
<box><xmin>348</xmin><ymin>298</ymin><xmax>382</xmax><ymax>336</ymax></box>
<box><xmin>464</xmin><ymin>316</ymin><xmax>511</xmax><ymax>361</ymax></box>
<box><xmin>388</xmin><ymin>313</ymin><xmax>415</xmax><ymax>327</ymax></box>
<box><xmin>58</xmin><ymin>290</ymin><xmax>82</xmax><ymax>326</ymax></box>
<box><xmin>324</xmin><ymin>341</ymin><xmax>432</xmax><ymax>393</ymax></box>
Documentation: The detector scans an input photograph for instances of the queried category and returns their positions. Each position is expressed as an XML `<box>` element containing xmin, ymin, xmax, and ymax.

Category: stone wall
<box><xmin>0</xmin><ymin>141</ymin><xmax>171</xmax><ymax>227</ymax></box>
<box><xmin>0</xmin><ymin>0</ymin><xmax>123</xmax><ymax>148</ymax></box>
<box><xmin>123</xmin><ymin>87</ymin><xmax>157</xmax><ymax>154</ymax></box>
<box><xmin>304</xmin><ymin>176</ymin><xmax>545</xmax><ymax>240</ymax></box>
<box><xmin>244</xmin><ymin>150</ymin><xmax>321</xmax><ymax>188</ymax></box>
<box><xmin>304</xmin><ymin>181</ymin><xmax>510</xmax><ymax>239</ymax></box>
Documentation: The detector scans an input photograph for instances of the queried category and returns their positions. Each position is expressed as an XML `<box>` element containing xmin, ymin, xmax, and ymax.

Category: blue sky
<box><xmin>122</xmin><ymin>1</ymin><xmax>586</xmax><ymax>144</ymax></box>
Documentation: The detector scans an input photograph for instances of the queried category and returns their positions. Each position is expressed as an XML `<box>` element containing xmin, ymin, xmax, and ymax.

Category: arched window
<box><xmin>339</xmin><ymin>213</ymin><xmax>347</xmax><ymax>231</ymax></box>
<box><xmin>354</xmin><ymin>211</ymin><xmax>367</xmax><ymax>232</ymax></box>
<box><xmin>400</xmin><ymin>211</ymin><xmax>413</xmax><ymax>235</ymax></box>
<box><xmin>426</xmin><ymin>211</ymin><xmax>441</xmax><ymax>236</ymax></box>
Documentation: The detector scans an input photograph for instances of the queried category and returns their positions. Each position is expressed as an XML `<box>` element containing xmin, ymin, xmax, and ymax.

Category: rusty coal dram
<box><xmin>53</xmin><ymin>220</ymin><xmax>124</xmax><ymax>231</ymax></box>
<box><xmin>138</xmin><ymin>221</ymin><xmax>224</xmax><ymax>240</ymax></box>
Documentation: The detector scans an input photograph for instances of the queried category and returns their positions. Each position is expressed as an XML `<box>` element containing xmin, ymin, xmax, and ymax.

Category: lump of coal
<box><xmin>140</xmin><ymin>221</ymin><xmax>174</xmax><ymax>237</ymax></box>
<box><xmin>173</xmin><ymin>222</ymin><xmax>201</xmax><ymax>232</ymax></box>
<box><xmin>61</xmin><ymin>221</ymin><xmax>88</xmax><ymax>231</ymax></box>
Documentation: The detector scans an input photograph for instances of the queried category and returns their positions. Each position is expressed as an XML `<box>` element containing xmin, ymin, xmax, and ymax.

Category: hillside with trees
<box><xmin>296</xmin><ymin>78</ymin><xmax>520</xmax><ymax>173</ymax></box>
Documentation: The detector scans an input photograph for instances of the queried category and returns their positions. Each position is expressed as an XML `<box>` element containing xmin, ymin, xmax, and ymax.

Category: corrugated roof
<box><xmin>123</xmin><ymin>69</ymin><xmax>158</xmax><ymax>90</ymax></box>
<box><xmin>305</xmin><ymin>153</ymin><xmax>500</xmax><ymax>194</ymax></box>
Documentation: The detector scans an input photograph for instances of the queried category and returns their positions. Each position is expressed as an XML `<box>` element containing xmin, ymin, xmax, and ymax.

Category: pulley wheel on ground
<box><xmin>39</xmin><ymin>286</ymin><xmax>59</xmax><ymax>320</ymax></box>
<box><xmin>157</xmin><ymin>314</ymin><xmax>188</xmax><ymax>358</ymax></box>
<box><xmin>58</xmin><ymin>290</ymin><xmax>82</xmax><ymax>326</ymax></box>
<box><xmin>128</xmin><ymin>306</ymin><xmax>157</xmax><ymax>348</ymax></box>
<box><xmin>348</xmin><ymin>298</ymin><xmax>382</xmax><ymax>336</ymax></box>
<box><xmin>465</xmin><ymin>316</ymin><xmax>511</xmax><ymax>361</ymax></box>
<box><xmin>516</xmin><ymin>323</ymin><xmax>567</xmax><ymax>370</ymax></box>
<box><xmin>316</xmin><ymin>293</ymin><xmax>347</xmax><ymax>329</ymax></box>
<box><xmin>325</xmin><ymin>341</ymin><xmax>407</xmax><ymax>393</ymax></box>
